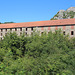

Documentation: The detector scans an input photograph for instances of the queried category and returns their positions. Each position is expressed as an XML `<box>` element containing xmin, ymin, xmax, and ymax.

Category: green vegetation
<box><xmin>50</xmin><ymin>12</ymin><xmax>59</xmax><ymax>20</ymax></box>
<box><xmin>0</xmin><ymin>22</ymin><xmax>14</xmax><ymax>24</ymax></box>
<box><xmin>63</xmin><ymin>12</ymin><xmax>67</xmax><ymax>19</ymax></box>
<box><xmin>0</xmin><ymin>30</ymin><xmax>75</xmax><ymax>75</ymax></box>
<box><xmin>50</xmin><ymin>18</ymin><xmax>57</xmax><ymax>20</ymax></box>
<box><xmin>51</xmin><ymin>11</ymin><xmax>75</xmax><ymax>20</ymax></box>
<box><xmin>4</xmin><ymin>22</ymin><xmax>14</xmax><ymax>24</ymax></box>
<box><xmin>63</xmin><ymin>11</ymin><xmax>75</xmax><ymax>19</ymax></box>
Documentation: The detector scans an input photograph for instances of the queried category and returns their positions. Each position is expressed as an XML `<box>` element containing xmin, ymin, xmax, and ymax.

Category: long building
<box><xmin>0</xmin><ymin>18</ymin><xmax>75</xmax><ymax>40</ymax></box>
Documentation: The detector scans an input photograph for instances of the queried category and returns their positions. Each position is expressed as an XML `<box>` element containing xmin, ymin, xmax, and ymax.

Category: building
<box><xmin>0</xmin><ymin>18</ymin><xmax>75</xmax><ymax>40</ymax></box>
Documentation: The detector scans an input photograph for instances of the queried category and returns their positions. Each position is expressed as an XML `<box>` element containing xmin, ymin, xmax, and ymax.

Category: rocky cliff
<box><xmin>51</xmin><ymin>7</ymin><xmax>75</xmax><ymax>20</ymax></box>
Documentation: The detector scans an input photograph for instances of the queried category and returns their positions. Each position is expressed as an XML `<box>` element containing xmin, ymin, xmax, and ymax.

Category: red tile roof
<box><xmin>0</xmin><ymin>18</ymin><xmax>75</xmax><ymax>29</ymax></box>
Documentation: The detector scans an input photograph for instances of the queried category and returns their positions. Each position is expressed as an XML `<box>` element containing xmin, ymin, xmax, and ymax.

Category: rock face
<box><xmin>51</xmin><ymin>7</ymin><xmax>75</xmax><ymax>20</ymax></box>
<box><xmin>67</xmin><ymin>7</ymin><xmax>75</xmax><ymax>12</ymax></box>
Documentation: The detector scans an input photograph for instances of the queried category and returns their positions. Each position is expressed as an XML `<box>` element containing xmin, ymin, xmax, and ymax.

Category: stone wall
<box><xmin>0</xmin><ymin>25</ymin><xmax>75</xmax><ymax>40</ymax></box>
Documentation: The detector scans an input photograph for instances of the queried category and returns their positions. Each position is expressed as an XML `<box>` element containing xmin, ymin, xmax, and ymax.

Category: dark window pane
<box><xmin>10</xmin><ymin>29</ymin><xmax>12</xmax><ymax>31</ymax></box>
<box><xmin>71</xmin><ymin>31</ymin><xmax>74</xmax><ymax>35</ymax></box>
<box><xmin>20</xmin><ymin>28</ymin><xmax>22</xmax><ymax>31</ymax></box>
<box><xmin>31</xmin><ymin>27</ymin><xmax>33</xmax><ymax>31</ymax></box>
<box><xmin>26</xmin><ymin>28</ymin><xmax>27</xmax><ymax>31</ymax></box>
<box><xmin>63</xmin><ymin>31</ymin><xmax>65</xmax><ymax>35</ymax></box>
<box><xmin>1</xmin><ymin>29</ymin><xmax>3</xmax><ymax>32</ymax></box>
<box><xmin>6</xmin><ymin>29</ymin><xmax>7</xmax><ymax>32</ymax></box>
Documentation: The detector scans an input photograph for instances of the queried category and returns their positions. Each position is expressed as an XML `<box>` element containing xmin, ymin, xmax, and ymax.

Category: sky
<box><xmin>0</xmin><ymin>0</ymin><xmax>75</xmax><ymax>23</ymax></box>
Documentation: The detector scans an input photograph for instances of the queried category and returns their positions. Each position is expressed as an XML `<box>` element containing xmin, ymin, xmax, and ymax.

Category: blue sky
<box><xmin>0</xmin><ymin>0</ymin><xmax>75</xmax><ymax>23</ymax></box>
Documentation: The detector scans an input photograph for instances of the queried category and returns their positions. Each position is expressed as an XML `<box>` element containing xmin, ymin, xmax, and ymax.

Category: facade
<box><xmin>0</xmin><ymin>18</ymin><xmax>75</xmax><ymax>40</ymax></box>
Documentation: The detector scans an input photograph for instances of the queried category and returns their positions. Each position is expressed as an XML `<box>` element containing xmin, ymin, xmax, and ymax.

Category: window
<box><xmin>31</xmin><ymin>27</ymin><xmax>33</xmax><ymax>31</ymax></box>
<box><xmin>1</xmin><ymin>33</ymin><xmax>2</xmax><ymax>36</ymax></box>
<box><xmin>71</xmin><ymin>31</ymin><xmax>74</xmax><ymax>35</ymax></box>
<box><xmin>20</xmin><ymin>28</ymin><xmax>22</xmax><ymax>31</ymax></box>
<box><xmin>10</xmin><ymin>28</ymin><xmax>12</xmax><ymax>31</ymax></box>
<box><xmin>6</xmin><ymin>29</ymin><xmax>7</xmax><ymax>32</ymax></box>
<box><xmin>26</xmin><ymin>28</ymin><xmax>27</xmax><ymax>31</ymax></box>
<box><xmin>15</xmin><ymin>28</ymin><xmax>17</xmax><ymax>31</ymax></box>
<box><xmin>25</xmin><ymin>32</ymin><xmax>27</xmax><ymax>35</ymax></box>
<box><xmin>1</xmin><ymin>29</ymin><xmax>3</xmax><ymax>32</ymax></box>
<box><xmin>63</xmin><ymin>31</ymin><xmax>65</xmax><ymax>35</ymax></box>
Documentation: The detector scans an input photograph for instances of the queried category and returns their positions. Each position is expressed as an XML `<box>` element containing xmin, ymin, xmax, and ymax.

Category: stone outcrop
<box><xmin>51</xmin><ymin>7</ymin><xmax>75</xmax><ymax>20</ymax></box>
<box><xmin>67</xmin><ymin>7</ymin><xmax>75</xmax><ymax>12</ymax></box>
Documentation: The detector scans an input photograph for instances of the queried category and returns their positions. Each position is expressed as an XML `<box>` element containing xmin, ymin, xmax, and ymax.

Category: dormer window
<box><xmin>25</xmin><ymin>32</ymin><xmax>27</xmax><ymax>35</ymax></box>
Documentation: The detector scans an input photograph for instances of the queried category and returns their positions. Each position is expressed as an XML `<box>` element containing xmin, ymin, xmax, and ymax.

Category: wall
<box><xmin>0</xmin><ymin>25</ymin><xmax>75</xmax><ymax>40</ymax></box>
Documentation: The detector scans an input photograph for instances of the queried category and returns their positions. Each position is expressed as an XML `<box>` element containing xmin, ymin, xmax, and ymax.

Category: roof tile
<box><xmin>0</xmin><ymin>18</ymin><xmax>75</xmax><ymax>29</ymax></box>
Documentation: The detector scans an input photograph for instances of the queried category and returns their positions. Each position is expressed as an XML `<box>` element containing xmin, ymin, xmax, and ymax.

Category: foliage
<box><xmin>51</xmin><ymin>10</ymin><xmax>75</xmax><ymax>20</ymax></box>
<box><xmin>63</xmin><ymin>11</ymin><xmax>75</xmax><ymax>19</ymax></box>
<box><xmin>4</xmin><ymin>22</ymin><xmax>14</xmax><ymax>24</ymax></box>
<box><xmin>0</xmin><ymin>30</ymin><xmax>75</xmax><ymax>75</ymax></box>
<box><xmin>50</xmin><ymin>18</ymin><xmax>58</xmax><ymax>20</ymax></box>
<box><xmin>0</xmin><ymin>22</ymin><xmax>14</xmax><ymax>24</ymax></box>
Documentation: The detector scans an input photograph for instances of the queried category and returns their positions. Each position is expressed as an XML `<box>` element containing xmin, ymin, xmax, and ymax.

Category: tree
<box><xmin>0</xmin><ymin>30</ymin><xmax>75</xmax><ymax>75</ymax></box>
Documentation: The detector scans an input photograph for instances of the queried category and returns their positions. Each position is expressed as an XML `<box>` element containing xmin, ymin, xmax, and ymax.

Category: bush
<box><xmin>0</xmin><ymin>30</ymin><xmax>75</xmax><ymax>75</ymax></box>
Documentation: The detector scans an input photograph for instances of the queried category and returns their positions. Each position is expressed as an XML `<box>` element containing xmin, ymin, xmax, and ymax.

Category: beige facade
<box><xmin>0</xmin><ymin>24</ymin><xmax>75</xmax><ymax>40</ymax></box>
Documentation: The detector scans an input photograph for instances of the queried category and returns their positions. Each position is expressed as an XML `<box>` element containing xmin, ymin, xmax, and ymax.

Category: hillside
<box><xmin>51</xmin><ymin>7</ymin><xmax>75</xmax><ymax>20</ymax></box>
